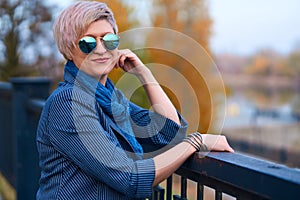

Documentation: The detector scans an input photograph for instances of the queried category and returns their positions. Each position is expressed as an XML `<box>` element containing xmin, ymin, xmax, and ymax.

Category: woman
<box><xmin>36</xmin><ymin>1</ymin><xmax>234</xmax><ymax>199</ymax></box>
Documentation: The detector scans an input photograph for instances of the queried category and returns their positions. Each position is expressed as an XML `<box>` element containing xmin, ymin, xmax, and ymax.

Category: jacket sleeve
<box><xmin>129</xmin><ymin>102</ymin><xmax>188</xmax><ymax>154</ymax></box>
<box><xmin>47</xmin><ymin>88</ymin><xmax>155</xmax><ymax>198</ymax></box>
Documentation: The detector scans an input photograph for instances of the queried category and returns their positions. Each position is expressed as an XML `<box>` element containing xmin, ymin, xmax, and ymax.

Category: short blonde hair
<box><xmin>53</xmin><ymin>1</ymin><xmax>118</xmax><ymax>60</ymax></box>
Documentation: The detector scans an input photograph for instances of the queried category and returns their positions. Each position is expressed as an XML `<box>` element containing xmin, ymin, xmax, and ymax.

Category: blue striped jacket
<box><xmin>36</xmin><ymin>70</ymin><xmax>188</xmax><ymax>200</ymax></box>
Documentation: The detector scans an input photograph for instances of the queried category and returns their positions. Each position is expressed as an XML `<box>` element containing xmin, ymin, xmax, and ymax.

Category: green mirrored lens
<box><xmin>103</xmin><ymin>33</ymin><xmax>119</xmax><ymax>50</ymax></box>
<box><xmin>78</xmin><ymin>36</ymin><xmax>97</xmax><ymax>54</ymax></box>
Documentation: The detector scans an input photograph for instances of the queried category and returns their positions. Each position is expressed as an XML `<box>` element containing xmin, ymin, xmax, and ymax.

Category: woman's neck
<box><xmin>99</xmin><ymin>74</ymin><xmax>108</xmax><ymax>86</ymax></box>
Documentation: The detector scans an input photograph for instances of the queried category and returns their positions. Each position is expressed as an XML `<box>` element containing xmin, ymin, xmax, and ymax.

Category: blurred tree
<box><xmin>151</xmin><ymin>0</ymin><xmax>212</xmax><ymax>52</ymax></box>
<box><xmin>98</xmin><ymin>0</ymin><xmax>138</xmax><ymax>34</ymax></box>
<box><xmin>244</xmin><ymin>50</ymin><xmax>282</xmax><ymax>76</ymax></box>
<box><xmin>0</xmin><ymin>0</ymin><xmax>56</xmax><ymax>81</ymax></box>
<box><xmin>245</xmin><ymin>55</ymin><xmax>271</xmax><ymax>76</ymax></box>
<box><xmin>285</xmin><ymin>51</ymin><xmax>300</xmax><ymax>77</ymax></box>
<box><xmin>145</xmin><ymin>0</ymin><xmax>216</xmax><ymax>133</ymax></box>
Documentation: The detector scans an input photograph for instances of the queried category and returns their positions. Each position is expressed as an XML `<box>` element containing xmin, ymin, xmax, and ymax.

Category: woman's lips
<box><xmin>92</xmin><ymin>57</ymin><xmax>110</xmax><ymax>63</ymax></box>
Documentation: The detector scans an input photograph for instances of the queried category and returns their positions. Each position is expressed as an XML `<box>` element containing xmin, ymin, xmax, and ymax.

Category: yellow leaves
<box><xmin>146</xmin><ymin>0</ymin><xmax>215</xmax><ymax>132</ymax></box>
<box><xmin>97</xmin><ymin>0</ymin><xmax>138</xmax><ymax>33</ymax></box>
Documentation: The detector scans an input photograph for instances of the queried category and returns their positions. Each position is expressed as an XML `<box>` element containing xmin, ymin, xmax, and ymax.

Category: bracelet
<box><xmin>183</xmin><ymin>132</ymin><xmax>208</xmax><ymax>152</ymax></box>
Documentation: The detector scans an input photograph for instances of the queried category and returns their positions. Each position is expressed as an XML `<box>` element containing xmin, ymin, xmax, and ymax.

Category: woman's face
<box><xmin>71</xmin><ymin>19</ymin><xmax>118</xmax><ymax>82</ymax></box>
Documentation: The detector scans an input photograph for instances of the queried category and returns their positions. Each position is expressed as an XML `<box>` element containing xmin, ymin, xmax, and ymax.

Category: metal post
<box><xmin>10</xmin><ymin>77</ymin><xmax>51</xmax><ymax>200</ymax></box>
<box><xmin>0</xmin><ymin>82</ymin><xmax>14</xmax><ymax>185</ymax></box>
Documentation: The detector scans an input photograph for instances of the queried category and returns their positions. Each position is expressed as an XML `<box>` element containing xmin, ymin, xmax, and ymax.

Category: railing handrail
<box><xmin>27</xmin><ymin>98</ymin><xmax>46</xmax><ymax>112</ymax></box>
<box><xmin>0</xmin><ymin>82</ymin><xmax>12</xmax><ymax>91</ymax></box>
<box><xmin>174</xmin><ymin>151</ymin><xmax>300</xmax><ymax>199</ymax></box>
<box><xmin>191</xmin><ymin>151</ymin><xmax>300</xmax><ymax>184</ymax></box>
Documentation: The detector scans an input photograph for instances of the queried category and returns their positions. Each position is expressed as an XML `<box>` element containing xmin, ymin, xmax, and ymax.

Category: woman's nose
<box><xmin>93</xmin><ymin>38</ymin><xmax>107</xmax><ymax>54</ymax></box>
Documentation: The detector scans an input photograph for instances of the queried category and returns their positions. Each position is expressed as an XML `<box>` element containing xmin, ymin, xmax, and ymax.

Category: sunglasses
<box><xmin>78</xmin><ymin>33</ymin><xmax>120</xmax><ymax>54</ymax></box>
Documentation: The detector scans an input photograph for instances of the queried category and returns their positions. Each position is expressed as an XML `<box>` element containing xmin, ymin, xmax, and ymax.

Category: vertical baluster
<box><xmin>152</xmin><ymin>187</ymin><xmax>158</xmax><ymax>200</ymax></box>
<box><xmin>166</xmin><ymin>176</ymin><xmax>173</xmax><ymax>200</ymax></box>
<box><xmin>173</xmin><ymin>176</ymin><xmax>188</xmax><ymax>200</ymax></box>
<box><xmin>152</xmin><ymin>185</ymin><xmax>165</xmax><ymax>200</ymax></box>
<box><xmin>158</xmin><ymin>187</ymin><xmax>165</xmax><ymax>200</ymax></box>
<box><xmin>173</xmin><ymin>195</ymin><xmax>181</xmax><ymax>200</ymax></box>
<box><xmin>215</xmin><ymin>190</ymin><xmax>222</xmax><ymax>200</ymax></box>
<box><xmin>197</xmin><ymin>183</ymin><xmax>204</xmax><ymax>200</ymax></box>
<box><xmin>181</xmin><ymin>176</ymin><xmax>187</xmax><ymax>199</ymax></box>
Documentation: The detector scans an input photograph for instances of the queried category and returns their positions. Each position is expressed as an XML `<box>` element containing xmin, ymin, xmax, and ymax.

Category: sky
<box><xmin>209</xmin><ymin>0</ymin><xmax>300</xmax><ymax>55</ymax></box>
<box><xmin>50</xmin><ymin>0</ymin><xmax>300</xmax><ymax>56</ymax></box>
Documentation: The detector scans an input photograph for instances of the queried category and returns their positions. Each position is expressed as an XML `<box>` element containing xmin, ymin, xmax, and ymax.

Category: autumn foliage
<box><xmin>145</xmin><ymin>0</ymin><xmax>216</xmax><ymax>133</ymax></box>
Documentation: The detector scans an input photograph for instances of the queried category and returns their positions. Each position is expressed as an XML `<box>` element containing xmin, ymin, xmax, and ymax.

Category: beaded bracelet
<box><xmin>183</xmin><ymin>132</ymin><xmax>209</xmax><ymax>151</ymax></box>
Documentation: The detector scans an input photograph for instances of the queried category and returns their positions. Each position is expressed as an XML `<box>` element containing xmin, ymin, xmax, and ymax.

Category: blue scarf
<box><xmin>64</xmin><ymin>60</ymin><xmax>144</xmax><ymax>156</ymax></box>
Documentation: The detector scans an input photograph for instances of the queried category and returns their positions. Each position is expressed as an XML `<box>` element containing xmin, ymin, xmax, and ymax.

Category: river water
<box><xmin>222</xmin><ymin>87</ymin><xmax>300</xmax><ymax>167</ymax></box>
<box><xmin>223</xmin><ymin>87</ymin><xmax>300</xmax><ymax>128</ymax></box>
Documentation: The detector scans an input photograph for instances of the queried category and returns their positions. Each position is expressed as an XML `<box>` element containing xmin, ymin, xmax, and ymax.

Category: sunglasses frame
<box><xmin>78</xmin><ymin>33</ymin><xmax>120</xmax><ymax>54</ymax></box>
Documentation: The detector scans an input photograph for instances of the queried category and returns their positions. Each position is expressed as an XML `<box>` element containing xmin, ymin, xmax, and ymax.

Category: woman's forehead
<box><xmin>83</xmin><ymin>20</ymin><xmax>114</xmax><ymax>36</ymax></box>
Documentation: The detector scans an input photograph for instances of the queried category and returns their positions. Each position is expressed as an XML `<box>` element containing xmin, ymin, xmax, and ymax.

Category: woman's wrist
<box><xmin>183</xmin><ymin>132</ymin><xmax>209</xmax><ymax>152</ymax></box>
<box><xmin>136</xmin><ymin>67</ymin><xmax>156</xmax><ymax>85</ymax></box>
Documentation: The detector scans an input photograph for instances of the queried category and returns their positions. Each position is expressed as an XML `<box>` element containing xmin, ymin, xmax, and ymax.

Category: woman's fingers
<box><xmin>224</xmin><ymin>137</ymin><xmax>235</xmax><ymax>152</ymax></box>
<box><xmin>118</xmin><ymin>49</ymin><xmax>133</xmax><ymax>66</ymax></box>
<box><xmin>118</xmin><ymin>54</ymin><xmax>126</xmax><ymax>68</ymax></box>
<box><xmin>117</xmin><ymin>49</ymin><xmax>146</xmax><ymax>75</ymax></box>
<box><xmin>202</xmin><ymin>134</ymin><xmax>234</xmax><ymax>153</ymax></box>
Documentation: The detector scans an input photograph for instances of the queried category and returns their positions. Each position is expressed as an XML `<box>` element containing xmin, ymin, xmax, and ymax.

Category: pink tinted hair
<box><xmin>53</xmin><ymin>1</ymin><xmax>118</xmax><ymax>60</ymax></box>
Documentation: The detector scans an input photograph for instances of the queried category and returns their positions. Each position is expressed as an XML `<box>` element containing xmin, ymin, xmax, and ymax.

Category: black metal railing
<box><xmin>153</xmin><ymin>152</ymin><xmax>300</xmax><ymax>200</ymax></box>
<box><xmin>0</xmin><ymin>77</ymin><xmax>51</xmax><ymax>200</ymax></box>
<box><xmin>1</xmin><ymin>77</ymin><xmax>300</xmax><ymax>200</ymax></box>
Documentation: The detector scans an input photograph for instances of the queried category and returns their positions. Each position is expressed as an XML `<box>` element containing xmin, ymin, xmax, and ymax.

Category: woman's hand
<box><xmin>202</xmin><ymin>134</ymin><xmax>234</xmax><ymax>152</ymax></box>
<box><xmin>116</xmin><ymin>49</ymin><xmax>149</xmax><ymax>76</ymax></box>
<box><xmin>116</xmin><ymin>49</ymin><xmax>181</xmax><ymax>125</ymax></box>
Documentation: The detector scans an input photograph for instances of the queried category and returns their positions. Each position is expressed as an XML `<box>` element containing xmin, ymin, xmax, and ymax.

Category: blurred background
<box><xmin>0</xmin><ymin>0</ymin><xmax>300</xmax><ymax>198</ymax></box>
